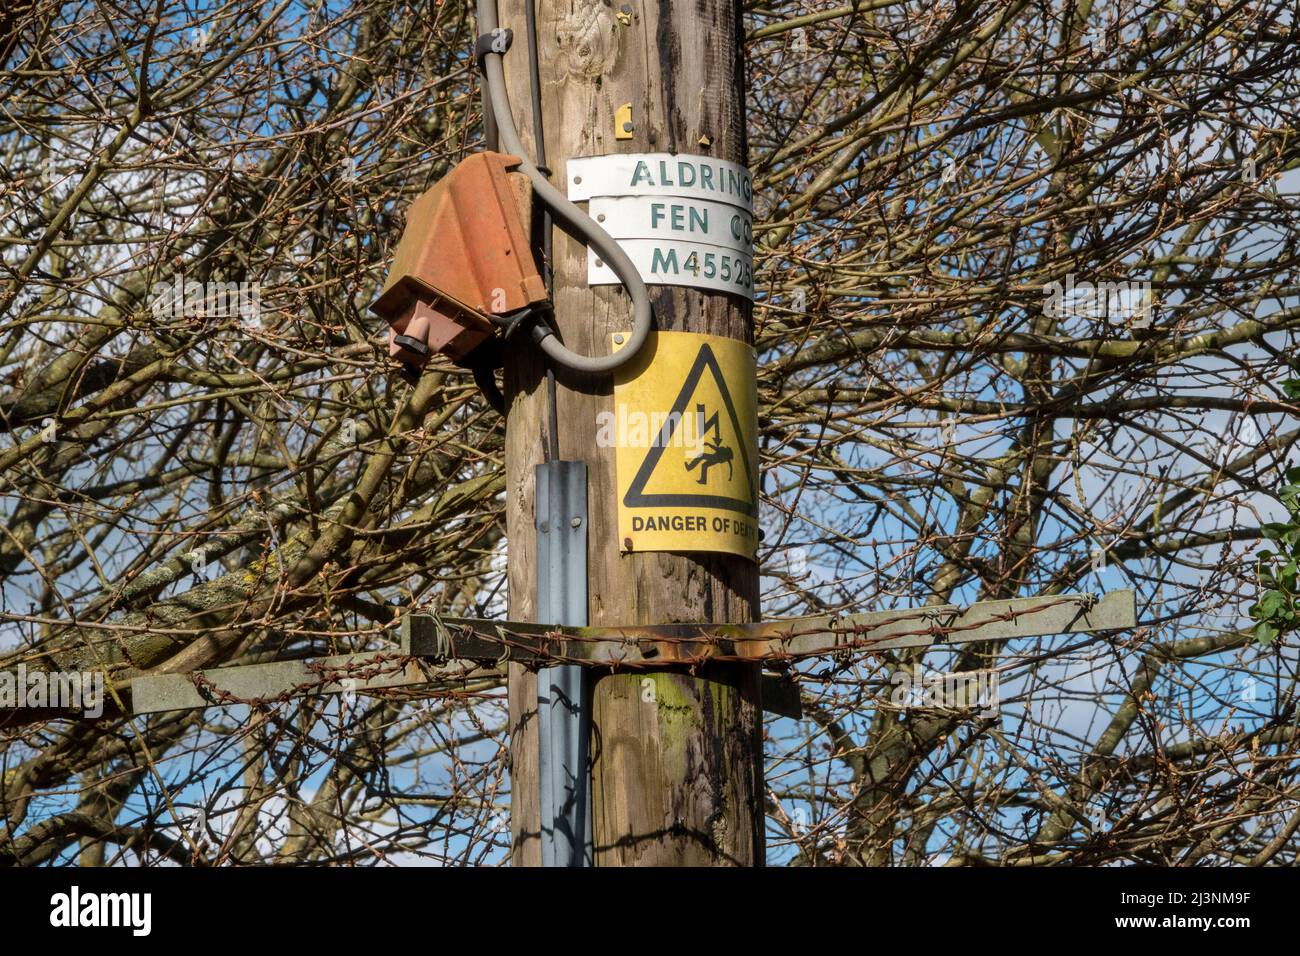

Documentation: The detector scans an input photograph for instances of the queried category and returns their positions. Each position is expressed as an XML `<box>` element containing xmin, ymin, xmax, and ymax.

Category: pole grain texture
<box><xmin>501</xmin><ymin>0</ymin><xmax>763</xmax><ymax>866</ymax></box>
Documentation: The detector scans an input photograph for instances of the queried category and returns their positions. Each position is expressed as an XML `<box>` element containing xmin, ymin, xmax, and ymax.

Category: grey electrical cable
<box><xmin>523</xmin><ymin>0</ymin><xmax>561</xmax><ymax>459</ymax></box>
<box><xmin>475</xmin><ymin>0</ymin><xmax>652</xmax><ymax>374</ymax></box>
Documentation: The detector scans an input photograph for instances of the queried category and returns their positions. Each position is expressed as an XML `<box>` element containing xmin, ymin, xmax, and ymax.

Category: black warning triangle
<box><xmin>623</xmin><ymin>343</ymin><xmax>757</xmax><ymax>517</ymax></box>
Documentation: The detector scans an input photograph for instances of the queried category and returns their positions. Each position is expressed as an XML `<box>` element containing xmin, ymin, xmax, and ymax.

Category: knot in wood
<box><xmin>553</xmin><ymin>5</ymin><xmax>619</xmax><ymax>80</ymax></box>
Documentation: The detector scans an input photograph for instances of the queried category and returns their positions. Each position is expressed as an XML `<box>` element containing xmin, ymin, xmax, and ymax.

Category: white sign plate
<box><xmin>590</xmin><ymin>196</ymin><xmax>753</xmax><ymax>255</ymax></box>
<box><xmin>588</xmin><ymin>239</ymin><xmax>754</xmax><ymax>300</ymax></box>
<box><xmin>568</xmin><ymin>153</ymin><xmax>753</xmax><ymax>212</ymax></box>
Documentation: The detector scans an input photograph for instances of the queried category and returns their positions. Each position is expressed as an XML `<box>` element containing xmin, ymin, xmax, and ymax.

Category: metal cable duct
<box><xmin>474</xmin><ymin>0</ymin><xmax>653</xmax><ymax>374</ymax></box>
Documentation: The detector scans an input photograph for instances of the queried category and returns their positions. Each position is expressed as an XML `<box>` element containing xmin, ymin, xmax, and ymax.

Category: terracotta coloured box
<box><xmin>371</xmin><ymin>151</ymin><xmax>547</xmax><ymax>364</ymax></box>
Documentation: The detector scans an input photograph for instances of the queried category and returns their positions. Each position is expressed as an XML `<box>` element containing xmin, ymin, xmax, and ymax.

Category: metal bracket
<box><xmin>128</xmin><ymin>593</ymin><xmax>1138</xmax><ymax>726</ymax></box>
<box><xmin>405</xmin><ymin>591</ymin><xmax>1138</xmax><ymax>668</ymax></box>
<box><xmin>475</xmin><ymin>27</ymin><xmax>513</xmax><ymax>71</ymax></box>
<box><xmin>614</xmin><ymin>103</ymin><xmax>634</xmax><ymax>140</ymax></box>
<box><xmin>535</xmin><ymin>461</ymin><xmax>592</xmax><ymax>867</ymax></box>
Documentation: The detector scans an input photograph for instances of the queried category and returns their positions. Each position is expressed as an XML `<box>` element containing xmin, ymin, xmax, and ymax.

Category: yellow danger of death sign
<box><xmin>607</xmin><ymin>330</ymin><xmax>759</xmax><ymax>560</ymax></box>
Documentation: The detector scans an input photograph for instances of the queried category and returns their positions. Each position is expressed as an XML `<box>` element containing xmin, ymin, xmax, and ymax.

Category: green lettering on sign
<box><xmin>651</xmin><ymin>247</ymin><xmax>679</xmax><ymax>274</ymax></box>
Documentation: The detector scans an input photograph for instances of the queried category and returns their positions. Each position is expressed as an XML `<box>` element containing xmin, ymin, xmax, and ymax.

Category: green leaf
<box><xmin>1254</xmin><ymin>621</ymin><xmax>1280</xmax><ymax>646</ymax></box>
<box><xmin>1260</xmin><ymin>591</ymin><xmax>1285</xmax><ymax>616</ymax></box>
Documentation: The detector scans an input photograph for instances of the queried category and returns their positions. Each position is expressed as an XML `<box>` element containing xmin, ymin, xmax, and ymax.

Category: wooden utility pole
<box><xmin>499</xmin><ymin>0</ymin><xmax>762</xmax><ymax>865</ymax></box>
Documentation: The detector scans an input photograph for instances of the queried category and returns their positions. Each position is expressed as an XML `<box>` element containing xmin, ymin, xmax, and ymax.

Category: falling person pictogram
<box><xmin>684</xmin><ymin>403</ymin><xmax>734</xmax><ymax>484</ymax></box>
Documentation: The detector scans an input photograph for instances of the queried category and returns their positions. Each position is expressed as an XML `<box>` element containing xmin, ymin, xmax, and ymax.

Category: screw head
<box><xmin>571</xmin><ymin>517</ymin><xmax>583</xmax><ymax>528</ymax></box>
